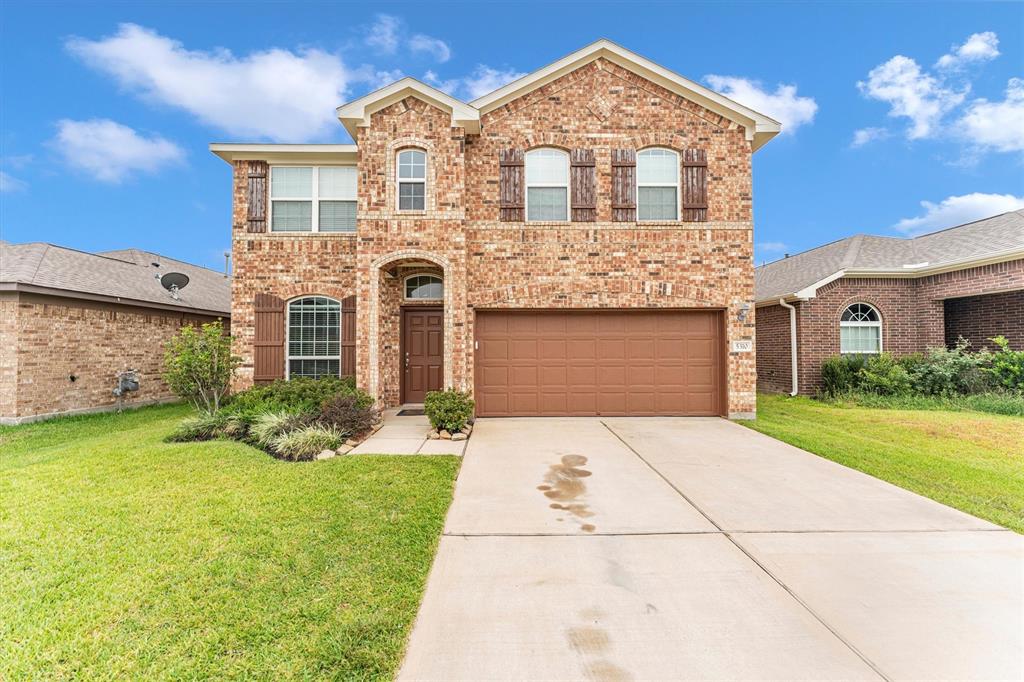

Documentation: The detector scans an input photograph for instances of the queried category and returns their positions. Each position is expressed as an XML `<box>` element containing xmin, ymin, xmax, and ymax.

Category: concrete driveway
<box><xmin>398</xmin><ymin>418</ymin><xmax>1023</xmax><ymax>681</ymax></box>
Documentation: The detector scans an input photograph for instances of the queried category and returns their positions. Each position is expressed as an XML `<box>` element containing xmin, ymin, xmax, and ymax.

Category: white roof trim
<box><xmin>210</xmin><ymin>144</ymin><xmax>358</xmax><ymax>164</ymax></box>
<box><xmin>470</xmin><ymin>39</ymin><xmax>781</xmax><ymax>151</ymax></box>
<box><xmin>335</xmin><ymin>77</ymin><xmax>480</xmax><ymax>138</ymax></box>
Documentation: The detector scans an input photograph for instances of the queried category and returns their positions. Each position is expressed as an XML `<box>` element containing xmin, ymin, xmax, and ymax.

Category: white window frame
<box><xmin>636</xmin><ymin>148</ymin><xmax>680</xmax><ymax>222</ymax></box>
<box><xmin>396</xmin><ymin>149</ymin><xmax>427</xmax><ymax>212</ymax></box>
<box><xmin>404</xmin><ymin>273</ymin><xmax>443</xmax><ymax>301</ymax></box>
<box><xmin>270</xmin><ymin>165</ymin><xmax>357</xmax><ymax>233</ymax></box>
<box><xmin>285</xmin><ymin>295</ymin><xmax>342</xmax><ymax>380</ymax></box>
<box><xmin>839</xmin><ymin>303</ymin><xmax>883</xmax><ymax>355</ymax></box>
<box><xmin>525</xmin><ymin>148</ymin><xmax>570</xmax><ymax>222</ymax></box>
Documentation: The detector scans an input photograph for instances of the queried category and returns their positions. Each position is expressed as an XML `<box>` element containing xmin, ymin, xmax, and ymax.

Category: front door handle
<box><xmin>405</xmin><ymin>352</ymin><xmax>410</xmax><ymax>371</ymax></box>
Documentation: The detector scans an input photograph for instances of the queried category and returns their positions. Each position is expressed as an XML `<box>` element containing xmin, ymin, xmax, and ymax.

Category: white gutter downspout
<box><xmin>778</xmin><ymin>298</ymin><xmax>798</xmax><ymax>396</ymax></box>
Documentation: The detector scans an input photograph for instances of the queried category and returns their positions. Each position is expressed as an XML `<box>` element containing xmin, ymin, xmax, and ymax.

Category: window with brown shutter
<box><xmin>253</xmin><ymin>292</ymin><xmax>284</xmax><ymax>383</ymax></box>
<box><xmin>682</xmin><ymin>149</ymin><xmax>708</xmax><ymax>222</ymax></box>
<box><xmin>498</xmin><ymin>149</ymin><xmax>524</xmax><ymax>222</ymax></box>
<box><xmin>246</xmin><ymin>161</ymin><xmax>268</xmax><ymax>233</ymax></box>
<box><xmin>611</xmin><ymin>149</ymin><xmax>636</xmax><ymax>222</ymax></box>
<box><xmin>570</xmin><ymin>149</ymin><xmax>596</xmax><ymax>222</ymax></box>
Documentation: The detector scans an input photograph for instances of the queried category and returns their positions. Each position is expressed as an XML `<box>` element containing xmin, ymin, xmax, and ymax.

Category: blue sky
<box><xmin>2</xmin><ymin>1</ymin><xmax>1022</xmax><ymax>270</ymax></box>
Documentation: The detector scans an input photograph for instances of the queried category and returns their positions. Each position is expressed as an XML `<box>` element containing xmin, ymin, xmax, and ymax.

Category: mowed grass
<box><xmin>0</xmin><ymin>403</ymin><xmax>460</xmax><ymax>680</ymax></box>
<box><xmin>745</xmin><ymin>394</ymin><xmax>1024</xmax><ymax>533</ymax></box>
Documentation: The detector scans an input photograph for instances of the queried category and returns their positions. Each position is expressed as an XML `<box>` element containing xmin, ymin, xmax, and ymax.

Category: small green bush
<box><xmin>984</xmin><ymin>336</ymin><xmax>1024</xmax><ymax>390</ymax></box>
<box><xmin>271</xmin><ymin>424</ymin><xmax>345</xmax><ymax>461</ymax></box>
<box><xmin>903</xmin><ymin>339</ymin><xmax>993</xmax><ymax>396</ymax></box>
<box><xmin>820</xmin><ymin>355</ymin><xmax>866</xmax><ymax>395</ymax></box>
<box><xmin>424</xmin><ymin>389</ymin><xmax>474</xmax><ymax>432</ymax></box>
<box><xmin>223</xmin><ymin>376</ymin><xmax>371</xmax><ymax>424</ymax></box>
<box><xmin>163</xmin><ymin>320</ymin><xmax>239</xmax><ymax>415</ymax></box>
<box><xmin>859</xmin><ymin>353</ymin><xmax>912</xmax><ymax>395</ymax></box>
<box><xmin>320</xmin><ymin>394</ymin><xmax>380</xmax><ymax>438</ymax></box>
<box><xmin>165</xmin><ymin>412</ymin><xmax>230</xmax><ymax>442</ymax></box>
<box><xmin>250</xmin><ymin>410</ymin><xmax>316</xmax><ymax>449</ymax></box>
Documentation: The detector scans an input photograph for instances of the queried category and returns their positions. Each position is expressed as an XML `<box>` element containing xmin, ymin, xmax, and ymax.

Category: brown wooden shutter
<box><xmin>253</xmin><ymin>293</ymin><xmax>284</xmax><ymax>383</ymax></box>
<box><xmin>498</xmin><ymin>149</ymin><xmax>524</xmax><ymax>222</ymax></box>
<box><xmin>247</xmin><ymin>161</ymin><xmax>268</xmax><ymax>233</ymax></box>
<box><xmin>341</xmin><ymin>295</ymin><xmax>356</xmax><ymax>378</ymax></box>
<box><xmin>682</xmin><ymin>149</ymin><xmax>708</xmax><ymax>222</ymax></box>
<box><xmin>611</xmin><ymin>149</ymin><xmax>636</xmax><ymax>222</ymax></box>
<box><xmin>570</xmin><ymin>149</ymin><xmax>596</xmax><ymax>222</ymax></box>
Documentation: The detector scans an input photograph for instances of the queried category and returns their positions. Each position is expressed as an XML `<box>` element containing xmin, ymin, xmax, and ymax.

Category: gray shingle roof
<box><xmin>756</xmin><ymin>210</ymin><xmax>1024</xmax><ymax>303</ymax></box>
<box><xmin>0</xmin><ymin>243</ymin><xmax>231</xmax><ymax>315</ymax></box>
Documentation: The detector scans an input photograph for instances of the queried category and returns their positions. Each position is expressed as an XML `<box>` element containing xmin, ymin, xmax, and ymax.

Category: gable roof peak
<box><xmin>336</xmin><ymin>76</ymin><xmax>481</xmax><ymax>138</ymax></box>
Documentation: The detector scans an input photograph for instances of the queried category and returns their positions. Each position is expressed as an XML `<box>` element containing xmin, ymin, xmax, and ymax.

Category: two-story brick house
<box><xmin>212</xmin><ymin>40</ymin><xmax>780</xmax><ymax>418</ymax></box>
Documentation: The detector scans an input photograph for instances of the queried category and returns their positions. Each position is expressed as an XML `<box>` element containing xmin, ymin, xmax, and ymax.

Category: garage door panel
<box><xmin>476</xmin><ymin>311</ymin><xmax>723</xmax><ymax>417</ymax></box>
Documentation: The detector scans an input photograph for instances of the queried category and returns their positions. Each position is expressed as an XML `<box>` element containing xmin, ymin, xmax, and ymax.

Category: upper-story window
<box><xmin>270</xmin><ymin>166</ymin><xmax>356</xmax><ymax>233</ymax></box>
<box><xmin>840</xmin><ymin>303</ymin><xmax>882</xmax><ymax>354</ymax></box>
<box><xmin>637</xmin><ymin>148</ymin><xmax>679</xmax><ymax>221</ymax></box>
<box><xmin>397</xmin><ymin>149</ymin><xmax>426</xmax><ymax>211</ymax></box>
<box><xmin>525</xmin><ymin>148</ymin><xmax>569</xmax><ymax>221</ymax></box>
<box><xmin>405</xmin><ymin>274</ymin><xmax>443</xmax><ymax>300</ymax></box>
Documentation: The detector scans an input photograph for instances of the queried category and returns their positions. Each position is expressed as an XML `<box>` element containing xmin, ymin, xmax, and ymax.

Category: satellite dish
<box><xmin>160</xmin><ymin>272</ymin><xmax>190</xmax><ymax>300</ymax></box>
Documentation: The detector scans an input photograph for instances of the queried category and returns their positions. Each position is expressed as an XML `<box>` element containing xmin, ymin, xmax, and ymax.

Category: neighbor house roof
<box><xmin>755</xmin><ymin>209</ymin><xmax>1024</xmax><ymax>304</ymax></box>
<box><xmin>0</xmin><ymin>242</ymin><xmax>231</xmax><ymax>316</ymax></box>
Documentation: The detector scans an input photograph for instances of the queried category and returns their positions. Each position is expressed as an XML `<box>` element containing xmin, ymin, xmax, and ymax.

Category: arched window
<box><xmin>405</xmin><ymin>274</ymin><xmax>443</xmax><ymax>300</ymax></box>
<box><xmin>637</xmin><ymin>148</ymin><xmax>679</xmax><ymax>220</ymax></box>
<box><xmin>525</xmin><ymin>148</ymin><xmax>569</xmax><ymax>221</ymax></box>
<box><xmin>840</xmin><ymin>303</ymin><xmax>882</xmax><ymax>354</ymax></box>
<box><xmin>397</xmin><ymin>149</ymin><xmax>426</xmax><ymax>210</ymax></box>
<box><xmin>287</xmin><ymin>296</ymin><xmax>341</xmax><ymax>379</ymax></box>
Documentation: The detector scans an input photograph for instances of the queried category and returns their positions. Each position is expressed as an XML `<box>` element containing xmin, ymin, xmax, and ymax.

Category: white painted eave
<box><xmin>470</xmin><ymin>39</ymin><xmax>782</xmax><ymax>152</ymax></box>
<box><xmin>335</xmin><ymin>77</ymin><xmax>481</xmax><ymax>139</ymax></box>
<box><xmin>209</xmin><ymin>143</ymin><xmax>358</xmax><ymax>164</ymax></box>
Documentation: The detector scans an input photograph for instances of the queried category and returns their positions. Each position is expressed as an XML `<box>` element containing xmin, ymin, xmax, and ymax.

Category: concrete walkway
<box><xmin>349</xmin><ymin>408</ymin><xmax>466</xmax><ymax>455</ymax></box>
<box><xmin>398</xmin><ymin>417</ymin><xmax>1022</xmax><ymax>681</ymax></box>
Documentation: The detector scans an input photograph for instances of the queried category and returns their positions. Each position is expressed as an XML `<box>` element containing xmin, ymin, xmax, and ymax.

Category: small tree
<box><xmin>163</xmin><ymin>320</ymin><xmax>239</xmax><ymax>414</ymax></box>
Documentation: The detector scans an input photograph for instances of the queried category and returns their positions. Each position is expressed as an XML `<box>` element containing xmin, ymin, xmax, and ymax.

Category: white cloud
<box><xmin>52</xmin><ymin>118</ymin><xmax>184</xmax><ymax>183</ymax></box>
<box><xmin>957</xmin><ymin>78</ymin><xmax>1024</xmax><ymax>153</ymax></box>
<box><xmin>850</xmin><ymin>127</ymin><xmax>890</xmax><ymax>148</ymax></box>
<box><xmin>0</xmin><ymin>170</ymin><xmax>27</xmax><ymax>193</ymax></box>
<box><xmin>425</xmin><ymin>65</ymin><xmax>526</xmax><ymax>100</ymax></box>
<box><xmin>365</xmin><ymin>14</ymin><xmax>400</xmax><ymax>54</ymax></box>
<box><xmin>857</xmin><ymin>55</ymin><xmax>966</xmax><ymax>140</ymax></box>
<box><xmin>409</xmin><ymin>34</ymin><xmax>451</xmax><ymax>63</ymax></box>
<box><xmin>704</xmin><ymin>75</ymin><xmax>817</xmax><ymax>135</ymax></box>
<box><xmin>936</xmin><ymin>31</ymin><xmax>1000</xmax><ymax>69</ymax></box>
<box><xmin>756</xmin><ymin>241</ymin><xmax>789</xmax><ymax>253</ymax></box>
<box><xmin>66</xmin><ymin>23</ymin><xmax>354</xmax><ymax>141</ymax></box>
<box><xmin>893</xmin><ymin>192</ymin><xmax>1024</xmax><ymax>236</ymax></box>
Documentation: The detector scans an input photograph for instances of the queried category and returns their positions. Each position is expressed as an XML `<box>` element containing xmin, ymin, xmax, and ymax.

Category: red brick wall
<box><xmin>755</xmin><ymin>259</ymin><xmax>1024</xmax><ymax>394</ymax></box>
<box><xmin>945</xmin><ymin>289</ymin><xmax>1024</xmax><ymax>350</ymax></box>
<box><xmin>1</xmin><ymin>292</ymin><xmax>222</xmax><ymax>422</ymax></box>
<box><xmin>754</xmin><ymin>303</ymin><xmax>793</xmax><ymax>393</ymax></box>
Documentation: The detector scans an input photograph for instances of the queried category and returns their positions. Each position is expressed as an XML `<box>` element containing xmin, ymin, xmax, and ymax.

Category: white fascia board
<box><xmin>754</xmin><ymin>270</ymin><xmax>845</xmax><ymax>306</ymax></box>
<box><xmin>470</xmin><ymin>39</ymin><xmax>782</xmax><ymax>151</ymax></box>
<box><xmin>209</xmin><ymin>144</ymin><xmax>358</xmax><ymax>164</ymax></box>
<box><xmin>335</xmin><ymin>77</ymin><xmax>480</xmax><ymax>138</ymax></box>
<box><xmin>842</xmin><ymin>248</ymin><xmax>1024</xmax><ymax>279</ymax></box>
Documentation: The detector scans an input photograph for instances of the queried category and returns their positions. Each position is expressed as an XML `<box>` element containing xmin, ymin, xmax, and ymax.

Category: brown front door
<box><xmin>474</xmin><ymin>310</ymin><xmax>725</xmax><ymax>417</ymax></box>
<box><xmin>402</xmin><ymin>307</ymin><xmax>444</xmax><ymax>403</ymax></box>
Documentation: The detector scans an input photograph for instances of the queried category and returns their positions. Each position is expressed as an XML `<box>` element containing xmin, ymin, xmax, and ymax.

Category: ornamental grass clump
<box><xmin>250</xmin><ymin>410</ymin><xmax>316</xmax><ymax>450</ymax></box>
<box><xmin>271</xmin><ymin>424</ymin><xmax>346</xmax><ymax>461</ymax></box>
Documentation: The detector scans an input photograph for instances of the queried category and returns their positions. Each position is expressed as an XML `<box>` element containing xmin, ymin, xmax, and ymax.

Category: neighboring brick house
<box><xmin>212</xmin><ymin>40</ymin><xmax>781</xmax><ymax>418</ymax></box>
<box><xmin>755</xmin><ymin>210</ymin><xmax>1024</xmax><ymax>395</ymax></box>
<box><xmin>0</xmin><ymin>243</ymin><xmax>230</xmax><ymax>424</ymax></box>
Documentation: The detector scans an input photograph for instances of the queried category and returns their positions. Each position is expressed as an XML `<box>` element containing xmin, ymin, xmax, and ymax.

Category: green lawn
<box><xmin>0</xmin><ymin>404</ymin><xmax>460</xmax><ymax>680</ymax></box>
<box><xmin>745</xmin><ymin>394</ymin><xmax>1024</xmax><ymax>533</ymax></box>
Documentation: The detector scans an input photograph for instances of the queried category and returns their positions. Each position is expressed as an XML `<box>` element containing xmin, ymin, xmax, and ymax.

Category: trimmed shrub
<box><xmin>984</xmin><ymin>336</ymin><xmax>1024</xmax><ymax>391</ymax></box>
<box><xmin>223</xmin><ymin>376</ymin><xmax>371</xmax><ymax>424</ymax></box>
<box><xmin>165</xmin><ymin>412</ymin><xmax>230</xmax><ymax>442</ymax></box>
<box><xmin>903</xmin><ymin>340</ymin><xmax>993</xmax><ymax>396</ymax></box>
<box><xmin>859</xmin><ymin>353</ymin><xmax>912</xmax><ymax>395</ymax></box>
<box><xmin>820</xmin><ymin>355</ymin><xmax>866</xmax><ymax>395</ymax></box>
<box><xmin>250</xmin><ymin>410</ymin><xmax>316</xmax><ymax>449</ymax></box>
<box><xmin>320</xmin><ymin>394</ymin><xmax>380</xmax><ymax>438</ymax></box>
<box><xmin>271</xmin><ymin>424</ymin><xmax>345</xmax><ymax>461</ymax></box>
<box><xmin>424</xmin><ymin>390</ymin><xmax>474</xmax><ymax>432</ymax></box>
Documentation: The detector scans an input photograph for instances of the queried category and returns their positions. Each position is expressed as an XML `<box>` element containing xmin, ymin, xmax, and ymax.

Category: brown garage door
<box><xmin>475</xmin><ymin>310</ymin><xmax>724</xmax><ymax>417</ymax></box>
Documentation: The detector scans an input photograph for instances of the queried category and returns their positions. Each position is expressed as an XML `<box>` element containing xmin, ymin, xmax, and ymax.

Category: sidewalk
<box><xmin>349</xmin><ymin>408</ymin><xmax>466</xmax><ymax>455</ymax></box>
